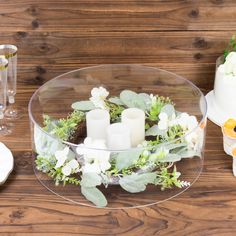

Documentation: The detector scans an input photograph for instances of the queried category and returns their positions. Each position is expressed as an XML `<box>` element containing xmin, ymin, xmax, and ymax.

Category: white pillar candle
<box><xmin>121</xmin><ymin>108</ymin><xmax>145</xmax><ymax>147</ymax></box>
<box><xmin>86</xmin><ymin>109</ymin><xmax>110</xmax><ymax>139</ymax></box>
<box><xmin>106</xmin><ymin>123</ymin><xmax>131</xmax><ymax>150</ymax></box>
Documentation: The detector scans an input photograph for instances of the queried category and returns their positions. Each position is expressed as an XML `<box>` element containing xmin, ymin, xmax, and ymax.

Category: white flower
<box><xmin>76</xmin><ymin>137</ymin><xmax>111</xmax><ymax>174</ymax></box>
<box><xmin>137</xmin><ymin>140</ymin><xmax>148</xmax><ymax>148</ymax></box>
<box><xmin>55</xmin><ymin>146</ymin><xmax>70</xmax><ymax>169</ymax></box>
<box><xmin>158</xmin><ymin>112</ymin><xmax>169</xmax><ymax>130</ymax></box>
<box><xmin>169</xmin><ymin>113</ymin><xmax>198</xmax><ymax>132</ymax></box>
<box><xmin>82</xmin><ymin>162</ymin><xmax>101</xmax><ymax>174</ymax></box>
<box><xmin>150</xmin><ymin>94</ymin><xmax>157</xmax><ymax>105</ymax></box>
<box><xmin>185</xmin><ymin>128</ymin><xmax>204</xmax><ymax>152</ymax></box>
<box><xmin>61</xmin><ymin>164</ymin><xmax>71</xmax><ymax>176</ymax></box>
<box><xmin>224</xmin><ymin>52</ymin><xmax>236</xmax><ymax>76</ymax></box>
<box><xmin>61</xmin><ymin>159</ymin><xmax>80</xmax><ymax>176</ymax></box>
<box><xmin>89</xmin><ymin>86</ymin><xmax>109</xmax><ymax>109</ymax></box>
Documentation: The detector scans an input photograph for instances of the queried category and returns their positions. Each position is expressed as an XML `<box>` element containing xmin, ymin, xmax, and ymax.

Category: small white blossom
<box><xmin>76</xmin><ymin>137</ymin><xmax>111</xmax><ymax>174</ymax></box>
<box><xmin>68</xmin><ymin>159</ymin><xmax>80</xmax><ymax>169</ymax></box>
<box><xmin>61</xmin><ymin>164</ymin><xmax>71</xmax><ymax>176</ymax></box>
<box><xmin>89</xmin><ymin>86</ymin><xmax>109</xmax><ymax>109</ymax></box>
<box><xmin>150</xmin><ymin>94</ymin><xmax>157</xmax><ymax>105</ymax></box>
<box><xmin>142</xmin><ymin>150</ymin><xmax>150</xmax><ymax>157</ymax></box>
<box><xmin>137</xmin><ymin>140</ymin><xmax>148</xmax><ymax>148</ymax></box>
<box><xmin>55</xmin><ymin>146</ymin><xmax>70</xmax><ymax>169</ymax></box>
<box><xmin>61</xmin><ymin>159</ymin><xmax>80</xmax><ymax>176</ymax></box>
<box><xmin>169</xmin><ymin>113</ymin><xmax>198</xmax><ymax>132</ymax></box>
<box><xmin>82</xmin><ymin>162</ymin><xmax>101</xmax><ymax>174</ymax></box>
<box><xmin>224</xmin><ymin>51</ymin><xmax>236</xmax><ymax>76</ymax></box>
<box><xmin>158</xmin><ymin>112</ymin><xmax>169</xmax><ymax>130</ymax></box>
<box><xmin>185</xmin><ymin>129</ymin><xmax>203</xmax><ymax>152</ymax></box>
<box><xmin>180</xmin><ymin>181</ymin><xmax>191</xmax><ymax>188</ymax></box>
<box><xmin>159</xmin><ymin>112</ymin><xmax>168</xmax><ymax>121</ymax></box>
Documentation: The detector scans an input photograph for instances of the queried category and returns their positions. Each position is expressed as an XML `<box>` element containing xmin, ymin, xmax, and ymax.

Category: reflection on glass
<box><xmin>0</xmin><ymin>57</ymin><xmax>11</xmax><ymax>135</ymax></box>
<box><xmin>0</xmin><ymin>45</ymin><xmax>24</xmax><ymax>119</ymax></box>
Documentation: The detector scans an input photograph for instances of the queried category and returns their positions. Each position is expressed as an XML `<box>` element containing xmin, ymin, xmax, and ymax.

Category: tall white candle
<box><xmin>121</xmin><ymin>108</ymin><xmax>145</xmax><ymax>147</ymax></box>
<box><xmin>106</xmin><ymin>123</ymin><xmax>131</xmax><ymax>150</ymax></box>
<box><xmin>86</xmin><ymin>109</ymin><xmax>110</xmax><ymax>139</ymax></box>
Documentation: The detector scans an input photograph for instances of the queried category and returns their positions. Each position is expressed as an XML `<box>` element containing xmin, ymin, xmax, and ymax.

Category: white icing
<box><xmin>214</xmin><ymin>55</ymin><xmax>236</xmax><ymax>117</ymax></box>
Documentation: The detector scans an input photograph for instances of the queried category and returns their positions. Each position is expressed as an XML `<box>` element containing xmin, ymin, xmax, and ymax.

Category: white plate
<box><xmin>205</xmin><ymin>90</ymin><xmax>236</xmax><ymax>126</ymax></box>
<box><xmin>0</xmin><ymin>142</ymin><xmax>14</xmax><ymax>185</ymax></box>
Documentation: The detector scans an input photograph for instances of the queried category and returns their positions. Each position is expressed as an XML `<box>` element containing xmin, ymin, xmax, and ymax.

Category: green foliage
<box><xmin>35</xmin><ymin>155</ymin><xmax>56</xmax><ymax>173</ymax></box>
<box><xmin>105</xmin><ymin>101</ymin><xmax>125</xmax><ymax>122</ymax></box>
<box><xmin>43</xmin><ymin>110</ymin><xmax>85</xmax><ymax>141</ymax></box>
<box><xmin>80</xmin><ymin>173</ymin><xmax>102</xmax><ymax>187</ymax></box>
<box><xmin>119</xmin><ymin>172</ymin><xmax>157</xmax><ymax>193</ymax></box>
<box><xmin>81</xmin><ymin>186</ymin><xmax>107</xmax><ymax>207</ymax></box>
<box><xmin>224</xmin><ymin>34</ymin><xmax>236</xmax><ymax>60</ymax></box>
<box><xmin>167</xmin><ymin>125</ymin><xmax>184</xmax><ymax>141</ymax></box>
<box><xmin>155</xmin><ymin>166</ymin><xmax>182</xmax><ymax>190</ymax></box>
<box><xmin>35</xmin><ymin>156</ymin><xmax>80</xmax><ymax>186</ymax></box>
<box><xmin>108</xmin><ymin>97</ymin><xmax>125</xmax><ymax>106</ymax></box>
<box><xmin>148</xmin><ymin>96</ymin><xmax>174</xmax><ymax>121</ymax></box>
<box><xmin>72</xmin><ymin>101</ymin><xmax>95</xmax><ymax>111</ymax></box>
<box><xmin>161</xmin><ymin>104</ymin><xmax>175</xmax><ymax>118</ymax></box>
<box><xmin>120</xmin><ymin>90</ymin><xmax>147</xmax><ymax>111</ymax></box>
<box><xmin>145</xmin><ymin>124</ymin><xmax>165</xmax><ymax>136</ymax></box>
<box><xmin>35</xmin><ymin>88</ymin><xmax>195</xmax><ymax>207</ymax></box>
<box><xmin>115</xmin><ymin>150</ymin><xmax>142</xmax><ymax>171</ymax></box>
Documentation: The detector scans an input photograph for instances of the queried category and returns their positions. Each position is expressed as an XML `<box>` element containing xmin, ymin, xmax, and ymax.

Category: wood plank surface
<box><xmin>0</xmin><ymin>0</ymin><xmax>236</xmax><ymax>32</ymax></box>
<box><xmin>1</xmin><ymin>0</ymin><xmax>236</xmax><ymax>235</ymax></box>
<box><xmin>1</xmin><ymin>117</ymin><xmax>235</xmax><ymax>236</ymax></box>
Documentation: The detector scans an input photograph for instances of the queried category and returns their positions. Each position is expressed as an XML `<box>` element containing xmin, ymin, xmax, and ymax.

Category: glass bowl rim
<box><xmin>28</xmin><ymin>64</ymin><xmax>207</xmax><ymax>152</ymax></box>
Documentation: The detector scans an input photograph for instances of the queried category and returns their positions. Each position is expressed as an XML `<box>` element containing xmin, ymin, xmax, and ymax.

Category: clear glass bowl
<box><xmin>28</xmin><ymin>64</ymin><xmax>207</xmax><ymax>209</ymax></box>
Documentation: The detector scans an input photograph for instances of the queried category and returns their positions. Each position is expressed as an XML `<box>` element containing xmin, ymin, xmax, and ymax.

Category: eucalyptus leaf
<box><xmin>164</xmin><ymin>142</ymin><xmax>187</xmax><ymax>151</ymax></box>
<box><xmin>80</xmin><ymin>172</ymin><xmax>102</xmax><ymax>187</ymax></box>
<box><xmin>161</xmin><ymin>104</ymin><xmax>175</xmax><ymax>117</ymax></box>
<box><xmin>120</xmin><ymin>90</ymin><xmax>146</xmax><ymax>110</ymax></box>
<box><xmin>71</xmin><ymin>101</ymin><xmax>95</xmax><ymax>111</ymax></box>
<box><xmin>100</xmin><ymin>173</ymin><xmax>110</xmax><ymax>187</ymax></box>
<box><xmin>34</xmin><ymin>125</ymin><xmax>65</xmax><ymax>157</ymax></box>
<box><xmin>119</xmin><ymin>172</ymin><xmax>156</xmax><ymax>193</ymax></box>
<box><xmin>116</xmin><ymin>150</ymin><xmax>142</xmax><ymax>171</ymax></box>
<box><xmin>145</xmin><ymin>125</ymin><xmax>166</xmax><ymax>136</ymax></box>
<box><xmin>178</xmin><ymin>149</ymin><xmax>201</xmax><ymax>158</ymax></box>
<box><xmin>81</xmin><ymin>186</ymin><xmax>107</xmax><ymax>207</ymax></box>
<box><xmin>158</xmin><ymin>153</ymin><xmax>182</xmax><ymax>163</ymax></box>
<box><xmin>108</xmin><ymin>97</ymin><xmax>125</xmax><ymax>106</ymax></box>
<box><xmin>138</xmin><ymin>93</ymin><xmax>151</xmax><ymax>110</ymax></box>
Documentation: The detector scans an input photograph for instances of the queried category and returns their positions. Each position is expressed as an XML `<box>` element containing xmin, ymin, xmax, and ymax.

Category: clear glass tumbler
<box><xmin>0</xmin><ymin>45</ymin><xmax>23</xmax><ymax>119</ymax></box>
<box><xmin>0</xmin><ymin>57</ymin><xmax>11</xmax><ymax>135</ymax></box>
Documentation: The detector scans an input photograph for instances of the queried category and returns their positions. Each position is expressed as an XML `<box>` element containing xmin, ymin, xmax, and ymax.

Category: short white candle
<box><xmin>86</xmin><ymin>109</ymin><xmax>110</xmax><ymax>139</ymax></box>
<box><xmin>106</xmin><ymin>123</ymin><xmax>131</xmax><ymax>150</ymax></box>
<box><xmin>121</xmin><ymin>108</ymin><xmax>145</xmax><ymax>147</ymax></box>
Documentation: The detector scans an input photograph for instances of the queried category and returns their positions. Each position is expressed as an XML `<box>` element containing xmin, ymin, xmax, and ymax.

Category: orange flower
<box><xmin>222</xmin><ymin>118</ymin><xmax>236</xmax><ymax>139</ymax></box>
<box><xmin>200</xmin><ymin>119</ymin><xmax>207</xmax><ymax>129</ymax></box>
<box><xmin>232</xmin><ymin>147</ymin><xmax>236</xmax><ymax>157</ymax></box>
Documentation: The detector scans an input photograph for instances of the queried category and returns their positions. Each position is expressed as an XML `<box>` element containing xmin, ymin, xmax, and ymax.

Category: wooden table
<box><xmin>1</xmin><ymin>1</ymin><xmax>236</xmax><ymax>235</ymax></box>
<box><xmin>0</xmin><ymin>81</ymin><xmax>235</xmax><ymax>236</ymax></box>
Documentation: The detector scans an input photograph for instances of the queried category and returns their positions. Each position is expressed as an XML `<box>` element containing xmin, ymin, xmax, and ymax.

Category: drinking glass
<box><xmin>0</xmin><ymin>57</ymin><xmax>11</xmax><ymax>135</ymax></box>
<box><xmin>0</xmin><ymin>45</ymin><xmax>23</xmax><ymax>119</ymax></box>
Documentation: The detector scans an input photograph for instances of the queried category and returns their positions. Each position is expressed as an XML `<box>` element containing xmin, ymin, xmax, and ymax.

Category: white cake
<box><xmin>214</xmin><ymin>52</ymin><xmax>236</xmax><ymax>117</ymax></box>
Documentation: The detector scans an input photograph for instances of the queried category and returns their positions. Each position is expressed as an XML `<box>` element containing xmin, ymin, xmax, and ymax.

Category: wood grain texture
<box><xmin>1</xmin><ymin>0</ymin><xmax>236</xmax><ymax>235</ymax></box>
<box><xmin>0</xmin><ymin>0</ymin><xmax>236</xmax><ymax>32</ymax></box>
<box><xmin>1</xmin><ymin>121</ymin><xmax>235</xmax><ymax>236</ymax></box>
